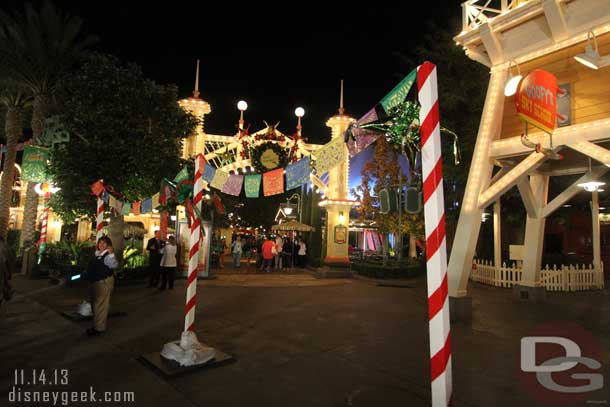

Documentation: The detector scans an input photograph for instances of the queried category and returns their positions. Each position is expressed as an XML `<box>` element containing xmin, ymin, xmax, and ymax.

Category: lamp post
<box><xmin>286</xmin><ymin>193</ymin><xmax>301</xmax><ymax>223</ymax></box>
<box><xmin>237</xmin><ymin>100</ymin><xmax>248</xmax><ymax>130</ymax></box>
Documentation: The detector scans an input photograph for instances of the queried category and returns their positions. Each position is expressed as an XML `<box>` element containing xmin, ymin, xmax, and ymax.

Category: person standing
<box><xmin>298</xmin><ymin>238</ymin><xmax>307</xmax><ymax>268</ymax></box>
<box><xmin>0</xmin><ymin>237</ymin><xmax>14</xmax><ymax>309</ymax></box>
<box><xmin>231</xmin><ymin>237</ymin><xmax>243</xmax><ymax>269</ymax></box>
<box><xmin>85</xmin><ymin>236</ymin><xmax>118</xmax><ymax>336</ymax></box>
<box><xmin>146</xmin><ymin>231</ymin><xmax>164</xmax><ymax>287</ymax></box>
<box><xmin>274</xmin><ymin>235</ymin><xmax>283</xmax><ymax>270</ymax></box>
<box><xmin>261</xmin><ymin>236</ymin><xmax>275</xmax><ymax>272</ymax></box>
<box><xmin>159</xmin><ymin>235</ymin><xmax>177</xmax><ymax>290</ymax></box>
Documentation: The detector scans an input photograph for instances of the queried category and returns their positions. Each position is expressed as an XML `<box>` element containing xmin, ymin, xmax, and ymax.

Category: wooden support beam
<box><xmin>479</xmin><ymin>22</ymin><xmax>504</xmax><ymax>65</ymax></box>
<box><xmin>517</xmin><ymin>177</ymin><xmax>539</xmax><ymax>218</ymax></box>
<box><xmin>540</xmin><ymin>166</ymin><xmax>609</xmax><ymax>218</ymax></box>
<box><xmin>568</xmin><ymin>141</ymin><xmax>610</xmax><ymax>167</ymax></box>
<box><xmin>478</xmin><ymin>152</ymin><xmax>547</xmax><ymax>209</ymax></box>
<box><xmin>542</xmin><ymin>0</ymin><xmax>569</xmax><ymax>42</ymax></box>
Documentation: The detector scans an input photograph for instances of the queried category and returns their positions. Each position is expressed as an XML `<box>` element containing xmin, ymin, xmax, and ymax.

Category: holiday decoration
<box><xmin>286</xmin><ymin>156</ymin><xmax>311</xmax><ymax>190</ymax></box>
<box><xmin>244</xmin><ymin>174</ymin><xmax>262</xmax><ymax>198</ymax></box>
<box><xmin>263</xmin><ymin>168</ymin><xmax>285</xmax><ymax>196</ymax></box>
<box><xmin>222</xmin><ymin>173</ymin><xmax>244</xmax><ymax>196</ymax></box>
<box><xmin>313</xmin><ymin>136</ymin><xmax>345</xmax><ymax>176</ymax></box>
<box><xmin>22</xmin><ymin>145</ymin><xmax>50</xmax><ymax>183</ymax></box>
<box><xmin>251</xmin><ymin>142</ymin><xmax>289</xmax><ymax>174</ymax></box>
<box><xmin>418</xmin><ymin>62</ymin><xmax>452</xmax><ymax>407</ymax></box>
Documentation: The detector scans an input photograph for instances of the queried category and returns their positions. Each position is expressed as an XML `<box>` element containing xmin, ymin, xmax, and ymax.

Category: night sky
<box><xmin>2</xmin><ymin>1</ymin><xmax>463</xmax><ymax>143</ymax></box>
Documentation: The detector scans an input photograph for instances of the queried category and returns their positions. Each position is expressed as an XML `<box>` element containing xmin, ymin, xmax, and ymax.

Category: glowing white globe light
<box><xmin>237</xmin><ymin>100</ymin><xmax>248</xmax><ymax>111</ymax></box>
<box><xmin>295</xmin><ymin>107</ymin><xmax>305</xmax><ymax>117</ymax></box>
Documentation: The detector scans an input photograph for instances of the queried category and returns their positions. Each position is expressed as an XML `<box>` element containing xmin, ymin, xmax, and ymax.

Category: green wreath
<box><xmin>250</xmin><ymin>142</ymin><xmax>289</xmax><ymax>173</ymax></box>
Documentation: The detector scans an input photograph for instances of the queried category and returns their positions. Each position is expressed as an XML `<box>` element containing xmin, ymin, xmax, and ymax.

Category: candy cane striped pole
<box><xmin>184</xmin><ymin>154</ymin><xmax>205</xmax><ymax>332</ymax></box>
<box><xmin>96</xmin><ymin>195</ymin><xmax>105</xmax><ymax>241</ymax></box>
<box><xmin>37</xmin><ymin>192</ymin><xmax>51</xmax><ymax>262</ymax></box>
<box><xmin>418</xmin><ymin>61</ymin><xmax>452</xmax><ymax>406</ymax></box>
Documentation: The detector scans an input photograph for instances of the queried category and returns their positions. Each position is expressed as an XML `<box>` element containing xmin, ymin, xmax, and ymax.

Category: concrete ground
<box><xmin>1</xmin><ymin>267</ymin><xmax>609</xmax><ymax>407</ymax></box>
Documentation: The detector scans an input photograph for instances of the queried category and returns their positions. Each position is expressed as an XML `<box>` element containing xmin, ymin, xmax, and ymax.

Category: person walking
<box><xmin>159</xmin><ymin>235</ymin><xmax>177</xmax><ymax>290</ymax></box>
<box><xmin>85</xmin><ymin>236</ymin><xmax>119</xmax><ymax>336</ymax></box>
<box><xmin>231</xmin><ymin>237</ymin><xmax>243</xmax><ymax>269</ymax></box>
<box><xmin>298</xmin><ymin>238</ymin><xmax>307</xmax><ymax>267</ymax></box>
<box><xmin>146</xmin><ymin>231</ymin><xmax>164</xmax><ymax>287</ymax></box>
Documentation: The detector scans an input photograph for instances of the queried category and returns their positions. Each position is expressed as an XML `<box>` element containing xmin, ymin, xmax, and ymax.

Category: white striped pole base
<box><xmin>96</xmin><ymin>196</ymin><xmax>105</xmax><ymax>241</ymax></box>
<box><xmin>184</xmin><ymin>154</ymin><xmax>205</xmax><ymax>332</ymax></box>
<box><xmin>418</xmin><ymin>61</ymin><xmax>452</xmax><ymax>406</ymax></box>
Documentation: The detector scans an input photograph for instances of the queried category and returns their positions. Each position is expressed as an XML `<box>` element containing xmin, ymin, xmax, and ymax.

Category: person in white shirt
<box><xmin>232</xmin><ymin>237</ymin><xmax>243</xmax><ymax>268</ymax></box>
<box><xmin>298</xmin><ymin>238</ymin><xmax>307</xmax><ymax>267</ymax></box>
<box><xmin>159</xmin><ymin>235</ymin><xmax>178</xmax><ymax>290</ymax></box>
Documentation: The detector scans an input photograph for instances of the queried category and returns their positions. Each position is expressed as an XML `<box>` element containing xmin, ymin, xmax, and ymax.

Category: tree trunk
<box><xmin>409</xmin><ymin>234</ymin><xmax>417</xmax><ymax>259</ymax></box>
<box><xmin>108</xmin><ymin>213</ymin><xmax>125</xmax><ymax>264</ymax></box>
<box><xmin>0</xmin><ymin>107</ymin><xmax>22</xmax><ymax>240</ymax></box>
<box><xmin>20</xmin><ymin>94</ymin><xmax>50</xmax><ymax>250</ymax></box>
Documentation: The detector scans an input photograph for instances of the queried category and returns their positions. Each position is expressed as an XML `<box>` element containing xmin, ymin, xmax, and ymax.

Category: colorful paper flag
<box><xmin>141</xmin><ymin>198</ymin><xmax>152</xmax><ymax>214</ymax></box>
<box><xmin>210</xmin><ymin>169</ymin><xmax>229</xmax><ymax>191</ymax></box>
<box><xmin>244</xmin><ymin>174</ymin><xmax>262</xmax><ymax>198</ymax></box>
<box><xmin>122</xmin><ymin>202</ymin><xmax>131</xmax><ymax>216</ymax></box>
<box><xmin>286</xmin><ymin>157</ymin><xmax>310</xmax><ymax>191</ymax></box>
<box><xmin>203</xmin><ymin>164</ymin><xmax>216</xmax><ymax>184</ymax></box>
<box><xmin>115</xmin><ymin>200</ymin><xmax>123</xmax><ymax>214</ymax></box>
<box><xmin>151</xmin><ymin>193</ymin><xmax>160</xmax><ymax>210</ymax></box>
<box><xmin>108</xmin><ymin>195</ymin><xmax>118</xmax><ymax>210</ymax></box>
<box><xmin>132</xmin><ymin>201</ymin><xmax>141</xmax><ymax>215</ymax></box>
<box><xmin>263</xmin><ymin>168</ymin><xmax>285</xmax><ymax>196</ymax></box>
<box><xmin>313</xmin><ymin>136</ymin><xmax>345</xmax><ymax>176</ymax></box>
<box><xmin>222</xmin><ymin>174</ymin><xmax>244</xmax><ymax>196</ymax></box>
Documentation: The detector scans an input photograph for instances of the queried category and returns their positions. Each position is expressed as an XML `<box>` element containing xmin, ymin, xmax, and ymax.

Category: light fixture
<box><xmin>578</xmin><ymin>158</ymin><xmax>606</xmax><ymax>192</ymax></box>
<box><xmin>283</xmin><ymin>207</ymin><xmax>293</xmax><ymax>215</ymax></box>
<box><xmin>295</xmin><ymin>107</ymin><xmax>305</xmax><ymax>134</ymax></box>
<box><xmin>338</xmin><ymin>211</ymin><xmax>345</xmax><ymax>224</ymax></box>
<box><xmin>237</xmin><ymin>100</ymin><xmax>248</xmax><ymax>111</ymax></box>
<box><xmin>504</xmin><ymin>59</ymin><xmax>522</xmax><ymax>97</ymax></box>
<box><xmin>574</xmin><ymin>31</ymin><xmax>610</xmax><ymax>70</ymax></box>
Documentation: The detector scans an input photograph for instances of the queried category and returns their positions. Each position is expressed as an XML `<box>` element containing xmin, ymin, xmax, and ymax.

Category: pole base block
<box><xmin>449</xmin><ymin>296</ymin><xmax>472</xmax><ymax>323</ymax></box>
<box><xmin>512</xmin><ymin>284</ymin><xmax>546</xmax><ymax>303</ymax></box>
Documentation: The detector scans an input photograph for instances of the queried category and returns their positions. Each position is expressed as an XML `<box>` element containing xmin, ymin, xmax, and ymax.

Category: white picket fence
<box><xmin>471</xmin><ymin>259</ymin><xmax>605</xmax><ymax>291</ymax></box>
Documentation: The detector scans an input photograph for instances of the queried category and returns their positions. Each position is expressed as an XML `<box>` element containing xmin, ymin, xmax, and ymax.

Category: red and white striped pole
<box><xmin>184</xmin><ymin>154</ymin><xmax>205</xmax><ymax>332</ymax></box>
<box><xmin>96</xmin><ymin>195</ymin><xmax>105</xmax><ymax>241</ymax></box>
<box><xmin>37</xmin><ymin>192</ymin><xmax>51</xmax><ymax>263</ymax></box>
<box><xmin>418</xmin><ymin>61</ymin><xmax>452</xmax><ymax>406</ymax></box>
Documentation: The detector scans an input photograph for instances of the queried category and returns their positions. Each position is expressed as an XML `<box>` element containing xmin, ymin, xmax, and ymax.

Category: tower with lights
<box><xmin>178</xmin><ymin>60</ymin><xmax>211</xmax><ymax>158</ymax></box>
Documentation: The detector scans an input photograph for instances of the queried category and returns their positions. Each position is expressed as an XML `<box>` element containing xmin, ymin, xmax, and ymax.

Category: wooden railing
<box><xmin>471</xmin><ymin>259</ymin><xmax>605</xmax><ymax>291</ymax></box>
<box><xmin>461</xmin><ymin>0</ymin><xmax>526</xmax><ymax>31</ymax></box>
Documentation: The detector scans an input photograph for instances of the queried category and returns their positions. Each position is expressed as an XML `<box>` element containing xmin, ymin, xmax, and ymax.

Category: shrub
<box><xmin>351</xmin><ymin>258</ymin><xmax>424</xmax><ymax>279</ymax></box>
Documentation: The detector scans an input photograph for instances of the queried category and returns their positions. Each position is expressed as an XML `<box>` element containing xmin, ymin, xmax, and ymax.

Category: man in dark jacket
<box><xmin>146</xmin><ymin>231</ymin><xmax>164</xmax><ymax>287</ymax></box>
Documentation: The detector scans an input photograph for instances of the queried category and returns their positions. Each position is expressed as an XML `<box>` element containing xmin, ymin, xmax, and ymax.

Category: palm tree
<box><xmin>0</xmin><ymin>86</ymin><xmax>30</xmax><ymax>240</ymax></box>
<box><xmin>0</xmin><ymin>1</ymin><xmax>97</xmax><ymax>249</ymax></box>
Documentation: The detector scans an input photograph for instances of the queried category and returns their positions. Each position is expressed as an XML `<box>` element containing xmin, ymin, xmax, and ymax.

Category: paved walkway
<box><xmin>1</xmin><ymin>272</ymin><xmax>609</xmax><ymax>406</ymax></box>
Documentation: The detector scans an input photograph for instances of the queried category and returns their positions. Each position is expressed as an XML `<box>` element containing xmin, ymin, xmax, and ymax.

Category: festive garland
<box><xmin>249</xmin><ymin>142</ymin><xmax>289</xmax><ymax>174</ymax></box>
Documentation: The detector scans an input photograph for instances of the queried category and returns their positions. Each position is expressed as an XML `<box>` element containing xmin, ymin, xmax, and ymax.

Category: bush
<box><xmin>352</xmin><ymin>258</ymin><xmax>424</xmax><ymax>279</ymax></box>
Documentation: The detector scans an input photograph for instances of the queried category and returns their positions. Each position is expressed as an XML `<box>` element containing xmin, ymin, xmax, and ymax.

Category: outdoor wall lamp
<box><xmin>574</xmin><ymin>31</ymin><xmax>610</xmax><ymax>70</ymax></box>
<box><xmin>504</xmin><ymin>59</ymin><xmax>522</xmax><ymax>97</ymax></box>
<box><xmin>578</xmin><ymin>158</ymin><xmax>606</xmax><ymax>192</ymax></box>
<box><xmin>338</xmin><ymin>211</ymin><xmax>345</xmax><ymax>224</ymax></box>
